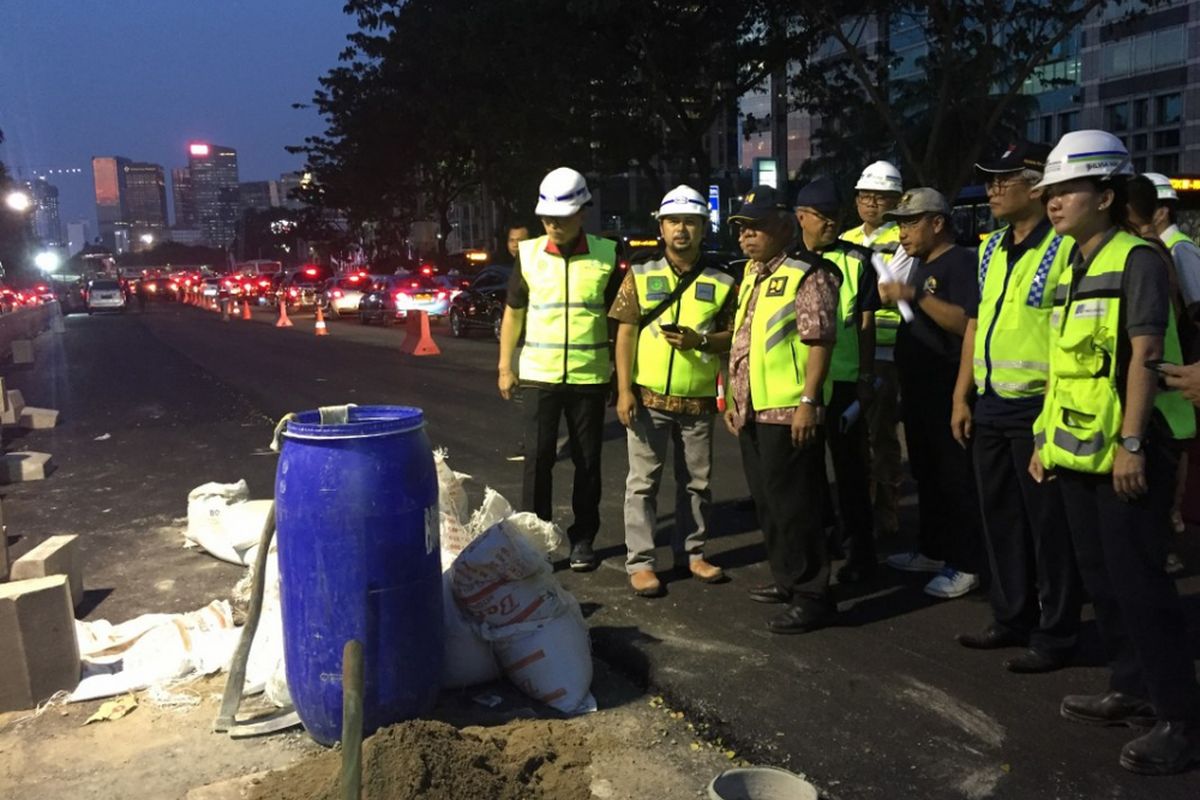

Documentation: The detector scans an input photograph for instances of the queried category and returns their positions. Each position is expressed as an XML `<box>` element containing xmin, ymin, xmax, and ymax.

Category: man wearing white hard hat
<box><xmin>1138</xmin><ymin>173</ymin><xmax>1200</xmax><ymax>326</ymax></box>
<box><xmin>498</xmin><ymin>167</ymin><xmax>622</xmax><ymax>572</ymax></box>
<box><xmin>1030</xmin><ymin>130</ymin><xmax>1200</xmax><ymax>774</ymax></box>
<box><xmin>609</xmin><ymin>186</ymin><xmax>737</xmax><ymax>597</ymax></box>
<box><xmin>842</xmin><ymin>160</ymin><xmax>912</xmax><ymax>537</ymax></box>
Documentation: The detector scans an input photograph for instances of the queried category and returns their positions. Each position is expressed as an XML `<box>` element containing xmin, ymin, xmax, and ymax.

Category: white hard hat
<box><xmin>855</xmin><ymin>161</ymin><xmax>903</xmax><ymax>193</ymax></box>
<box><xmin>1035</xmin><ymin>130</ymin><xmax>1133</xmax><ymax>190</ymax></box>
<box><xmin>656</xmin><ymin>185</ymin><xmax>709</xmax><ymax>218</ymax></box>
<box><xmin>1143</xmin><ymin>172</ymin><xmax>1178</xmax><ymax>202</ymax></box>
<box><xmin>534</xmin><ymin>167</ymin><xmax>592</xmax><ymax>217</ymax></box>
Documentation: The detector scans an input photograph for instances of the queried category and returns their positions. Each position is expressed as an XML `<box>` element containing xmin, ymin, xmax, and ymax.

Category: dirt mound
<box><xmin>248</xmin><ymin>719</ymin><xmax>592</xmax><ymax>800</ymax></box>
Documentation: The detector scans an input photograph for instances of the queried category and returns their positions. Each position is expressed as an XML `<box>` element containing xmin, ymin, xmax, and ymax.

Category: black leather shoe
<box><xmin>747</xmin><ymin>583</ymin><xmax>791</xmax><ymax>604</ymax></box>
<box><xmin>1005</xmin><ymin>648</ymin><xmax>1069</xmax><ymax>674</ymax></box>
<box><xmin>1120</xmin><ymin>722</ymin><xmax>1200</xmax><ymax>775</ymax></box>
<box><xmin>1061</xmin><ymin>692</ymin><xmax>1156</xmax><ymax>727</ymax></box>
<box><xmin>568</xmin><ymin>541</ymin><xmax>598</xmax><ymax>572</ymax></box>
<box><xmin>836</xmin><ymin>560</ymin><xmax>878</xmax><ymax>585</ymax></box>
<box><xmin>767</xmin><ymin>603</ymin><xmax>834</xmax><ymax>635</ymax></box>
<box><xmin>956</xmin><ymin>625</ymin><xmax>1027</xmax><ymax>650</ymax></box>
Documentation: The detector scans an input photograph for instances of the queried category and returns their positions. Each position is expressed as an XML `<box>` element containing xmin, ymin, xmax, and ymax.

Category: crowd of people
<box><xmin>494</xmin><ymin>127</ymin><xmax>1200</xmax><ymax>775</ymax></box>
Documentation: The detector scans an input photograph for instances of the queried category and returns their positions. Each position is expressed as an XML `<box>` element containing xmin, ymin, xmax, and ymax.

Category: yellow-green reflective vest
<box><xmin>731</xmin><ymin>257</ymin><xmax>836</xmax><ymax>412</ymax></box>
<box><xmin>843</xmin><ymin>221</ymin><xmax>901</xmax><ymax>346</ymax></box>
<box><xmin>973</xmin><ymin>225</ymin><xmax>1073</xmax><ymax>399</ymax></box>
<box><xmin>1162</xmin><ymin>227</ymin><xmax>1195</xmax><ymax>254</ymax></box>
<box><xmin>818</xmin><ymin>242</ymin><xmax>870</xmax><ymax>383</ymax></box>
<box><xmin>518</xmin><ymin>234</ymin><xmax>617</xmax><ymax>384</ymax></box>
<box><xmin>1034</xmin><ymin>230</ymin><xmax>1196</xmax><ymax>474</ymax></box>
<box><xmin>631</xmin><ymin>257</ymin><xmax>735</xmax><ymax>397</ymax></box>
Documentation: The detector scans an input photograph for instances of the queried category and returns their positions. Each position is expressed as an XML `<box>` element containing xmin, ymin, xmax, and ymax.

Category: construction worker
<box><xmin>497</xmin><ymin>167</ymin><xmax>622</xmax><ymax>572</ymax></box>
<box><xmin>842</xmin><ymin>161</ymin><xmax>910</xmax><ymax>536</ymax></box>
<box><xmin>793</xmin><ymin>176</ymin><xmax>880</xmax><ymax>583</ymax></box>
<box><xmin>878</xmin><ymin>189</ymin><xmax>984</xmax><ymax>599</ymax></box>
<box><xmin>1031</xmin><ymin>130</ymin><xmax>1200</xmax><ymax>775</ymax></box>
<box><xmin>950</xmin><ymin>142</ymin><xmax>1081</xmax><ymax>673</ymax></box>
<box><xmin>724</xmin><ymin>186</ymin><xmax>842</xmax><ymax>634</ymax></box>
<box><xmin>610</xmin><ymin>186</ymin><xmax>736</xmax><ymax>597</ymax></box>
<box><xmin>1142</xmin><ymin>173</ymin><xmax>1200</xmax><ymax>323</ymax></box>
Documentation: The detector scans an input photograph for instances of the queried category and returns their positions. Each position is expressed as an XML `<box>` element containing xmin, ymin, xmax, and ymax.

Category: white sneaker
<box><xmin>924</xmin><ymin>568</ymin><xmax>979</xmax><ymax>599</ymax></box>
<box><xmin>885</xmin><ymin>551</ymin><xmax>945</xmax><ymax>573</ymax></box>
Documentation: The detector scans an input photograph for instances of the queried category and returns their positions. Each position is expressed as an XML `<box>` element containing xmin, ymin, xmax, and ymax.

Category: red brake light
<box><xmin>332</xmin><ymin>290</ymin><xmax>343</xmax><ymax>298</ymax></box>
<box><xmin>436</xmin><ymin>291</ymin><xmax>447</xmax><ymax>300</ymax></box>
<box><xmin>420</xmin><ymin>266</ymin><xmax>432</xmax><ymax>275</ymax></box>
<box><xmin>288</xmin><ymin>288</ymin><xmax>298</xmax><ymax>297</ymax></box>
<box><xmin>348</xmin><ymin>275</ymin><xmax>360</xmax><ymax>282</ymax></box>
<box><xmin>304</xmin><ymin>267</ymin><xmax>318</xmax><ymax>276</ymax></box>
<box><xmin>259</xmin><ymin>279</ymin><xmax>270</xmax><ymax>287</ymax></box>
<box><xmin>394</xmin><ymin>291</ymin><xmax>407</xmax><ymax>301</ymax></box>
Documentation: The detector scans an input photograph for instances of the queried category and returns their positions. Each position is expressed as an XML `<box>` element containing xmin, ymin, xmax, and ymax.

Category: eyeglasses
<box><xmin>856</xmin><ymin>193</ymin><xmax>893</xmax><ymax>206</ymax></box>
<box><xmin>897</xmin><ymin>215</ymin><xmax>931</xmax><ymax>230</ymax></box>
<box><xmin>985</xmin><ymin>176</ymin><xmax>1030</xmax><ymax>194</ymax></box>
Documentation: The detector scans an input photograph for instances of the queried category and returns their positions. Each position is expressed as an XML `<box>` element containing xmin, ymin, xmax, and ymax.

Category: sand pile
<box><xmin>248</xmin><ymin>719</ymin><xmax>593</xmax><ymax>800</ymax></box>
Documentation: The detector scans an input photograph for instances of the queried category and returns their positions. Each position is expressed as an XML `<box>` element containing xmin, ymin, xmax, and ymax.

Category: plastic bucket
<box><xmin>275</xmin><ymin>405</ymin><xmax>441</xmax><ymax>745</ymax></box>
<box><xmin>707</xmin><ymin>767</ymin><xmax>819</xmax><ymax>800</ymax></box>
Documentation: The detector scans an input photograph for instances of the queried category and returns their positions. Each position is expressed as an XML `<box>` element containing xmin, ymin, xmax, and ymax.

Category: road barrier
<box><xmin>276</xmin><ymin>302</ymin><xmax>293</xmax><ymax>328</ymax></box>
<box><xmin>400</xmin><ymin>311</ymin><xmax>440</xmax><ymax>356</ymax></box>
<box><xmin>0</xmin><ymin>302</ymin><xmax>61</xmax><ymax>362</ymax></box>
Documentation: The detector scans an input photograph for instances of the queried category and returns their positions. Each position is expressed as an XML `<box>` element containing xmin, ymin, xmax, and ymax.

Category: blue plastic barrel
<box><xmin>275</xmin><ymin>405</ymin><xmax>442</xmax><ymax>746</ymax></box>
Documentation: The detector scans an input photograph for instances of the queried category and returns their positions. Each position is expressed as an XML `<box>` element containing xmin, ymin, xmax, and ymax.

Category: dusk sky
<box><xmin>0</xmin><ymin>1</ymin><xmax>359</xmax><ymax>229</ymax></box>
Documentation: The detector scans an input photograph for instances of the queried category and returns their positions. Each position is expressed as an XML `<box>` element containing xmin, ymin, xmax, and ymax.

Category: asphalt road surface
<box><xmin>5</xmin><ymin>300</ymin><xmax>1199</xmax><ymax>799</ymax></box>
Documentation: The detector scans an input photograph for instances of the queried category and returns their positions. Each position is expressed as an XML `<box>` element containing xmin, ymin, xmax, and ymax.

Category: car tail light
<box><xmin>288</xmin><ymin>288</ymin><xmax>299</xmax><ymax>298</ymax></box>
<box><xmin>394</xmin><ymin>291</ymin><xmax>408</xmax><ymax>302</ymax></box>
<box><xmin>146</xmin><ymin>283</ymin><xmax>157</xmax><ymax>293</ymax></box>
<box><xmin>168</xmin><ymin>283</ymin><xmax>178</xmax><ymax>291</ymax></box>
<box><xmin>332</xmin><ymin>289</ymin><xmax>343</xmax><ymax>298</ymax></box>
<box><xmin>259</xmin><ymin>279</ymin><xmax>270</xmax><ymax>288</ymax></box>
<box><xmin>436</xmin><ymin>291</ymin><xmax>447</xmax><ymax>300</ymax></box>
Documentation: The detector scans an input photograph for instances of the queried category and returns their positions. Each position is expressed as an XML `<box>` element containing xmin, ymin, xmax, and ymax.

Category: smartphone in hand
<box><xmin>659</xmin><ymin>323</ymin><xmax>682</xmax><ymax>334</ymax></box>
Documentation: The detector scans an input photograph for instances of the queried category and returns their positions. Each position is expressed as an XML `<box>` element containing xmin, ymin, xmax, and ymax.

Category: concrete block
<box><xmin>0</xmin><ymin>575</ymin><xmax>80</xmax><ymax>712</ymax></box>
<box><xmin>19</xmin><ymin>407</ymin><xmax>59</xmax><ymax>429</ymax></box>
<box><xmin>11</xmin><ymin>339</ymin><xmax>33</xmax><ymax>364</ymax></box>
<box><xmin>0</xmin><ymin>384</ymin><xmax>19</xmax><ymax>426</ymax></box>
<box><xmin>11</xmin><ymin>535</ymin><xmax>82</xmax><ymax>607</ymax></box>
<box><xmin>0</xmin><ymin>451</ymin><xmax>53</xmax><ymax>483</ymax></box>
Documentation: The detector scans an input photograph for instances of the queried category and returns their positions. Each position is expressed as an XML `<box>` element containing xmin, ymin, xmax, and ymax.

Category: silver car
<box><xmin>86</xmin><ymin>279</ymin><xmax>127</xmax><ymax>314</ymax></box>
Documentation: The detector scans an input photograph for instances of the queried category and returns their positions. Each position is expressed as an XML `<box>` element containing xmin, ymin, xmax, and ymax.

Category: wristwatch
<box><xmin>798</xmin><ymin>395</ymin><xmax>823</xmax><ymax>407</ymax></box>
<box><xmin>1120</xmin><ymin>435</ymin><xmax>1145</xmax><ymax>454</ymax></box>
<box><xmin>698</xmin><ymin>332</ymin><xmax>709</xmax><ymax>352</ymax></box>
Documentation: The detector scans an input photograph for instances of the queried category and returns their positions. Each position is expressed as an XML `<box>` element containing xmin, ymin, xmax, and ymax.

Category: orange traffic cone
<box><xmin>399</xmin><ymin>310</ymin><xmax>440</xmax><ymax>356</ymax></box>
<box><xmin>242</xmin><ymin>298</ymin><xmax>252</xmax><ymax>320</ymax></box>
<box><xmin>221</xmin><ymin>298</ymin><xmax>231</xmax><ymax>322</ymax></box>
<box><xmin>275</xmin><ymin>300</ymin><xmax>293</xmax><ymax>328</ymax></box>
<box><xmin>314</xmin><ymin>305</ymin><xmax>329</xmax><ymax>336</ymax></box>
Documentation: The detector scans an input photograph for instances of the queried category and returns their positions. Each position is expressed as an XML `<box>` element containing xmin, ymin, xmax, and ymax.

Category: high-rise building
<box><xmin>172</xmin><ymin>166</ymin><xmax>196</xmax><ymax>228</ymax></box>
<box><xmin>188</xmin><ymin>142</ymin><xmax>240</xmax><ymax>247</ymax></box>
<box><xmin>25</xmin><ymin>177</ymin><xmax>63</xmax><ymax>245</ymax></box>
<box><xmin>276</xmin><ymin>172</ymin><xmax>309</xmax><ymax>209</ymax></box>
<box><xmin>125</xmin><ymin>162</ymin><xmax>168</xmax><ymax>238</ymax></box>
<box><xmin>239</xmin><ymin>180</ymin><xmax>275</xmax><ymax>212</ymax></box>
<box><xmin>92</xmin><ymin>156</ymin><xmax>132</xmax><ymax>252</ymax></box>
<box><xmin>67</xmin><ymin>220</ymin><xmax>91</xmax><ymax>255</ymax></box>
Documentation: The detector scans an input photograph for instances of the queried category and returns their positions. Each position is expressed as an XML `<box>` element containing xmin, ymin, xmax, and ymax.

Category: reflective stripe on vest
<box><xmin>1035</xmin><ymin>231</ymin><xmax>1196</xmax><ymax>474</ymax></box>
<box><xmin>822</xmin><ymin>245</ymin><xmax>866</xmax><ymax>383</ymax></box>
<box><xmin>732</xmin><ymin>257</ymin><xmax>831</xmax><ymax>411</ymax></box>
<box><xmin>518</xmin><ymin>234</ymin><xmax>617</xmax><ymax>384</ymax></box>
<box><xmin>632</xmin><ymin>258</ymin><xmax>734</xmax><ymax>397</ymax></box>
<box><xmin>973</xmin><ymin>227</ymin><xmax>1071</xmax><ymax>399</ymax></box>
<box><xmin>844</xmin><ymin>222</ymin><xmax>901</xmax><ymax>346</ymax></box>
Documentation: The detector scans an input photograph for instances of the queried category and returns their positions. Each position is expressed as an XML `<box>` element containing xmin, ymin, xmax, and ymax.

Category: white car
<box><xmin>86</xmin><ymin>279</ymin><xmax>127</xmax><ymax>314</ymax></box>
<box><xmin>321</xmin><ymin>275</ymin><xmax>370</xmax><ymax>317</ymax></box>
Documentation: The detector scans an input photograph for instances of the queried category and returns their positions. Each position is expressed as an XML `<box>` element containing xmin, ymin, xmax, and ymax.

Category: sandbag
<box><xmin>440</xmin><ymin>574</ymin><xmax>500</xmax><ymax>689</ymax></box>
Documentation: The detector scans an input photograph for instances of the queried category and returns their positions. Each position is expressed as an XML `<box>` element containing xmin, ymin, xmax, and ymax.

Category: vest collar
<box><xmin>1162</xmin><ymin>224</ymin><xmax>1183</xmax><ymax>241</ymax></box>
<box><xmin>1071</xmin><ymin>227</ymin><xmax>1120</xmax><ymax>274</ymax></box>
<box><xmin>544</xmin><ymin>235</ymin><xmax>590</xmax><ymax>257</ymax></box>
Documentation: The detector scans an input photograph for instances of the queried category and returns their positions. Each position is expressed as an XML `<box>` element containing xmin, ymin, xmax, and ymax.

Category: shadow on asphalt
<box><xmin>76</xmin><ymin>588</ymin><xmax>114</xmax><ymax>618</ymax></box>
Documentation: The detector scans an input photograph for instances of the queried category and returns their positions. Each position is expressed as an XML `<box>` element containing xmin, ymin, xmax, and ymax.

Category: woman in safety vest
<box><xmin>1030</xmin><ymin>129</ymin><xmax>1200</xmax><ymax>775</ymax></box>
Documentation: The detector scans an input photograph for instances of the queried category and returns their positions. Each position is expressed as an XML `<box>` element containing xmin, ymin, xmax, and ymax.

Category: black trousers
<box><xmin>1059</xmin><ymin>441</ymin><xmax>1200</xmax><ymax>722</ymax></box>
<box><xmin>825</xmin><ymin>381</ymin><xmax>875</xmax><ymax>565</ymax></box>
<box><xmin>520</xmin><ymin>386</ymin><xmax>605</xmax><ymax>545</ymax></box>
<box><xmin>739</xmin><ymin>418</ymin><xmax>831</xmax><ymax>603</ymax></box>
<box><xmin>898</xmin><ymin>360</ymin><xmax>984</xmax><ymax>572</ymax></box>
<box><xmin>973</xmin><ymin>423</ymin><xmax>1080</xmax><ymax>654</ymax></box>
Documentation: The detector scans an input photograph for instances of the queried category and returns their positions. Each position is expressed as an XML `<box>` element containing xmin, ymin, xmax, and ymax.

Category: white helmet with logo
<box><xmin>1142</xmin><ymin>172</ymin><xmax>1178</xmax><ymax>202</ymax></box>
<box><xmin>656</xmin><ymin>185</ymin><xmax>709</xmax><ymax>218</ymax></box>
<box><xmin>1035</xmin><ymin>130</ymin><xmax>1133</xmax><ymax>189</ymax></box>
<box><xmin>535</xmin><ymin>167</ymin><xmax>592</xmax><ymax>217</ymax></box>
<box><xmin>855</xmin><ymin>161</ymin><xmax>903</xmax><ymax>193</ymax></box>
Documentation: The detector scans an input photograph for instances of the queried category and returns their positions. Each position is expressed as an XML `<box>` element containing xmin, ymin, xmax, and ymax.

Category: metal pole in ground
<box><xmin>341</xmin><ymin>639</ymin><xmax>364</xmax><ymax>800</ymax></box>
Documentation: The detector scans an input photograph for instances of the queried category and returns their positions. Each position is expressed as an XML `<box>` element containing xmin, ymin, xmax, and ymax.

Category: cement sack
<box><xmin>434</xmin><ymin>450</ymin><xmax>474</xmax><ymax>554</ymax></box>
<box><xmin>185</xmin><ymin>479</ymin><xmax>271</xmax><ymax>565</ymax></box>
<box><xmin>440</xmin><ymin>572</ymin><xmax>500</xmax><ymax>689</ymax></box>
<box><xmin>451</xmin><ymin>519</ymin><xmax>554</xmax><ymax>626</ymax></box>
<box><xmin>490</xmin><ymin>593</ymin><xmax>596</xmax><ymax>716</ymax></box>
<box><xmin>71</xmin><ymin>600</ymin><xmax>240</xmax><ymax>702</ymax></box>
